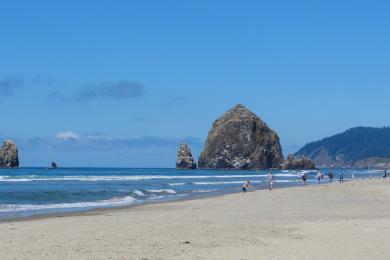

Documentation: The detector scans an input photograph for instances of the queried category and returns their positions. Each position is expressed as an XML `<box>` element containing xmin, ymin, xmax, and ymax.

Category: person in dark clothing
<box><xmin>242</xmin><ymin>180</ymin><xmax>250</xmax><ymax>193</ymax></box>
<box><xmin>328</xmin><ymin>172</ymin><xmax>334</xmax><ymax>183</ymax></box>
<box><xmin>301</xmin><ymin>174</ymin><xmax>307</xmax><ymax>185</ymax></box>
<box><xmin>339</xmin><ymin>172</ymin><xmax>344</xmax><ymax>183</ymax></box>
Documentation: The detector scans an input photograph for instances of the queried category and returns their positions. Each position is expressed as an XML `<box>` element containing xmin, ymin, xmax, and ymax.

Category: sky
<box><xmin>1</xmin><ymin>0</ymin><xmax>390</xmax><ymax>167</ymax></box>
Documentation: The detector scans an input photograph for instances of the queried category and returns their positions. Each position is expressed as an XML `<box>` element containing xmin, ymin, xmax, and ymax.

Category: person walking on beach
<box><xmin>328</xmin><ymin>172</ymin><xmax>334</xmax><ymax>183</ymax></box>
<box><xmin>339</xmin><ymin>172</ymin><xmax>344</xmax><ymax>184</ymax></box>
<box><xmin>301</xmin><ymin>173</ymin><xmax>307</xmax><ymax>185</ymax></box>
<box><xmin>316</xmin><ymin>171</ymin><xmax>322</xmax><ymax>184</ymax></box>
<box><xmin>383</xmin><ymin>169</ymin><xmax>387</xmax><ymax>179</ymax></box>
<box><xmin>242</xmin><ymin>180</ymin><xmax>251</xmax><ymax>193</ymax></box>
<box><xmin>267</xmin><ymin>171</ymin><xmax>275</xmax><ymax>190</ymax></box>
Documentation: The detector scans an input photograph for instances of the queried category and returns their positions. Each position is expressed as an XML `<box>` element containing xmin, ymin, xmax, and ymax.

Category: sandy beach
<box><xmin>1</xmin><ymin>179</ymin><xmax>390</xmax><ymax>260</ymax></box>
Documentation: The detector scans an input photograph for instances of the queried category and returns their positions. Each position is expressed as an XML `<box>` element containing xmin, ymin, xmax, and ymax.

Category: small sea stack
<box><xmin>50</xmin><ymin>161</ymin><xmax>58</xmax><ymax>169</ymax></box>
<box><xmin>0</xmin><ymin>140</ymin><xmax>19</xmax><ymax>168</ymax></box>
<box><xmin>176</xmin><ymin>144</ymin><xmax>197</xmax><ymax>169</ymax></box>
<box><xmin>198</xmin><ymin>104</ymin><xmax>283</xmax><ymax>169</ymax></box>
<box><xmin>279</xmin><ymin>155</ymin><xmax>316</xmax><ymax>170</ymax></box>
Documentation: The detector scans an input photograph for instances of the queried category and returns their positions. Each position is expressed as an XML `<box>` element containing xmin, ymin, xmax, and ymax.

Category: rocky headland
<box><xmin>0</xmin><ymin>140</ymin><xmax>19</xmax><ymax>168</ymax></box>
<box><xmin>295</xmin><ymin>127</ymin><xmax>390</xmax><ymax>168</ymax></box>
<box><xmin>198</xmin><ymin>104</ymin><xmax>284</xmax><ymax>169</ymax></box>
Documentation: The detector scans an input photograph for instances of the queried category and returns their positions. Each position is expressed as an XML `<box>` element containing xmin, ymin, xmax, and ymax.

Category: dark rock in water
<box><xmin>198</xmin><ymin>104</ymin><xmax>283</xmax><ymax>169</ymax></box>
<box><xmin>50</xmin><ymin>161</ymin><xmax>57</xmax><ymax>169</ymax></box>
<box><xmin>0</xmin><ymin>140</ymin><xmax>19</xmax><ymax>168</ymax></box>
<box><xmin>280</xmin><ymin>155</ymin><xmax>316</xmax><ymax>170</ymax></box>
<box><xmin>176</xmin><ymin>144</ymin><xmax>197</xmax><ymax>169</ymax></box>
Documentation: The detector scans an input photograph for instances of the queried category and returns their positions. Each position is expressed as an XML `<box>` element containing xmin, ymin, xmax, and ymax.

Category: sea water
<box><xmin>0</xmin><ymin>167</ymin><xmax>383</xmax><ymax>219</ymax></box>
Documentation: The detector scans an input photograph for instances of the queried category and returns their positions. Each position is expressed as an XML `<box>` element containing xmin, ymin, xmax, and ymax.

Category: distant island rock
<box><xmin>50</xmin><ymin>161</ymin><xmax>58</xmax><ymax>169</ymax></box>
<box><xmin>295</xmin><ymin>127</ymin><xmax>390</xmax><ymax>168</ymax></box>
<box><xmin>176</xmin><ymin>144</ymin><xmax>197</xmax><ymax>169</ymax></box>
<box><xmin>0</xmin><ymin>140</ymin><xmax>19</xmax><ymax>168</ymax></box>
<box><xmin>198</xmin><ymin>104</ymin><xmax>283</xmax><ymax>169</ymax></box>
<box><xmin>279</xmin><ymin>155</ymin><xmax>316</xmax><ymax>170</ymax></box>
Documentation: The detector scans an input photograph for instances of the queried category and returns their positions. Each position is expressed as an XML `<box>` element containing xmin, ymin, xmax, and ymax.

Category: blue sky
<box><xmin>1</xmin><ymin>1</ymin><xmax>390</xmax><ymax>167</ymax></box>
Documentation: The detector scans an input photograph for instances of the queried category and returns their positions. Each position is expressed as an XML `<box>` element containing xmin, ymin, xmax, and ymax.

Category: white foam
<box><xmin>195</xmin><ymin>189</ymin><xmax>217</xmax><ymax>193</ymax></box>
<box><xmin>146</xmin><ymin>189</ymin><xmax>176</xmax><ymax>194</ymax></box>
<box><xmin>0</xmin><ymin>174</ymin><xmax>295</xmax><ymax>182</ymax></box>
<box><xmin>274</xmin><ymin>173</ymin><xmax>298</xmax><ymax>177</ymax></box>
<box><xmin>146</xmin><ymin>194</ymin><xmax>188</xmax><ymax>201</ymax></box>
<box><xmin>133</xmin><ymin>190</ymin><xmax>145</xmax><ymax>196</ymax></box>
<box><xmin>273</xmin><ymin>180</ymin><xmax>295</xmax><ymax>183</ymax></box>
<box><xmin>168</xmin><ymin>183</ymin><xmax>186</xmax><ymax>186</ymax></box>
<box><xmin>193</xmin><ymin>180</ymin><xmax>262</xmax><ymax>185</ymax></box>
<box><xmin>0</xmin><ymin>196</ymin><xmax>137</xmax><ymax>213</ymax></box>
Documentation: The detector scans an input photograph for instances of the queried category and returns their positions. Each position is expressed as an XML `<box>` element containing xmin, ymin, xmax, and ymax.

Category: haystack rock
<box><xmin>198</xmin><ymin>104</ymin><xmax>283</xmax><ymax>169</ymax></box>
<box><xmin>176</xmin><ymin>144</ymin><xmax>197</xmax><ymax>169</ymax></box>
<box><xmin>0</xmin><ymin>140</ymin><xmax>19</xmax><ymax>168</ymax></box>
<box><xmin>280</xmin><ymin>155</ymin><xmax>316</xmax><ymax>170</ymax></box>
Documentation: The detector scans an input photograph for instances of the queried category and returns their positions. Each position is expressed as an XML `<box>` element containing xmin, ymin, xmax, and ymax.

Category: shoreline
<box><xmin>0</xmin><ymin>177</ymin><xmax>333</xmax><ymax>222</ymax></box>
<box><xmin>2</xmin><ymin>178</ymin><xmax>390</xmax><ymax>259</ymax></box>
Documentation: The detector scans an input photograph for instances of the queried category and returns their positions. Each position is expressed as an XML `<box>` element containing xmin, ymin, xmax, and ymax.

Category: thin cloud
<box><xmin>56</xmin><ymin>131</ymin><xmax>80</xmax><ymax>140</ymax></box>
<box><xmin>46</xmin><ymin>91</ymin><xmax>71</xmax><ymax>103</ymax></box>
<box><xmin>164</xmin><ymin>96</ymin><xmax>188</xmax><ymax>107</ymax></box>
<box><xmin>0</xmin><ymin>76</ymin><xmax>24</xmax><ymax>97</ymax></box>
<box><xmin>15</xmin><ymin>132</ymin><xmax>203</xmax><ymax>152</ymax></box>
<box><xmin>47</xmin><ymin>80</ymin><xmax>145</xmax><ymax>104</ymax></box>
<box><xmin>31</xmin><ymin>74</ymin><xmax>56</xmax><ymax>86</ymax></box>
<box><xmin>75</xmin><ymin>81</ymin><xmax>145</xmax><ymax>102</ymax></box>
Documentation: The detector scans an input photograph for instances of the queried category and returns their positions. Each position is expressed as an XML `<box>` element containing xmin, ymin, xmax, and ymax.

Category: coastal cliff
<box><xmin>295</xmin><ymin>127</ymin><xmax>390</xmax><ymax>168</ymax></box>
<box><xmin>0</xmin><ymin>140</ymin><xmax>19</xmax><ymax>168</ymax></box>
<box><xmin>198</xmin><ymin>104</ymin><xmax>283</xmax><ymax>169</ymax></box>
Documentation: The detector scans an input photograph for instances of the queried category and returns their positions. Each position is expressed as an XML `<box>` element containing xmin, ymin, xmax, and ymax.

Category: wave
<box><xmin>133</xmin><ymin>190</ymin><xmax>146</xmax><ymax>196</ymax></box>
<box><xmin>0</xmin><ymin>196</ymin><xmax>137</xmax><ymax>213</ymax></box>
<box><xmin>193</xmin><ymin>180</ymin><xmax>262</xmax><ymax>185</ymax></box>
<box><xmin>168</xmin><ymin>182</ymin><xmax>186</xmax><ymax>186</ymax></box>
<box><xmin>0</xmin><ymin>173</ymin><xmax>302</xmax><ymax>182</ymax></box>
<box><xmin>273</xmin><ymin>180</ymin><xmax>295</xmax><ymax>183</ymax></box>
<box><xmin>193</xmin><ymin>189</ymin><xmax>217</xmax><ymax>193</ymax></box>
<box><xmin>146</xmin><ymin>189</ymin><xmax>176</xmax><ymax>194</ymax></box>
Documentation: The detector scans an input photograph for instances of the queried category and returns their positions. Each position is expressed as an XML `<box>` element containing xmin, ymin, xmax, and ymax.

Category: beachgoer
<box><xmin>267</xmin><ymin>172</ymin><xmax>275</xmax><ymax>190</ymax></box>
<box><xmin>316</xmin><ymin>171</ymin><xmax>322</xmax><ymax>184</ymax></box>
<box><xmin>301</xmin><ymin>173</ymin><xmax>307</xmax><ymax>185</ymax></box>
<box><xmin>351</xmin><ymin>172</ymin><xmax>355</xmax><ymax>179</ymax></box>
<box><xmin>328</xmin><ymin>172</ymin><xmax>334</xmax><ymax>183</ymax></box>
<box><xmin>383</xmin><ymin>169</ymin><xmax>387</xmax><ymax>179</ymax></box>
<box><xmin>242</xmin><ymin>180</ymin><xmax>250</xmax><ymax>193</ymax></box>
<box><xmin>339</xmin><ymin>172</ymin><xmax>344</xmax><ymax>183</ymax></box>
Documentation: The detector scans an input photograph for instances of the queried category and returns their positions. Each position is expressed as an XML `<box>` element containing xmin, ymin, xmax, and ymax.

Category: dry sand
<box><xmin>1</xmin><ymin>179</ymin><xmax>390</xmax><ymax>260</ymax></box>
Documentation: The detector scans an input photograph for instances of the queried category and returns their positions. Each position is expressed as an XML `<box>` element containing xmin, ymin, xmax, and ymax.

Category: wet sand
<box><xmin>1</xmin><ymin>179</ymin><xmax>390</xmax><ymax>259</ymax></box>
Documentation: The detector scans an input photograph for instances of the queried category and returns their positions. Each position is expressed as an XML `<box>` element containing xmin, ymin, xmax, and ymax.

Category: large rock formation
<box><xmin>176</xmin><ymin>144</ymin><xmax>197</xmax><ymax>169</ymax></box>
<box><xmin>279</xmin><ymin>155</ymin><xmax>316</xmax><ymax>170</ymax></box>
<box><xmin>198</xmin><ymin>104</ymin><xmax>283</xmax><ymax>169</ymax></box>
<box><xmin>0</xmin><ymin>140</ymin><xmax>19</xmax><ymax>168</ymax></box>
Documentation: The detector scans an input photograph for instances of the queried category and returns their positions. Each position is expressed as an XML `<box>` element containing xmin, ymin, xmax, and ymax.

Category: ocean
<box><xmin>0</xmin><ymin>167</ymin><xmax>384</xmax><ymax>219</ymax></box>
